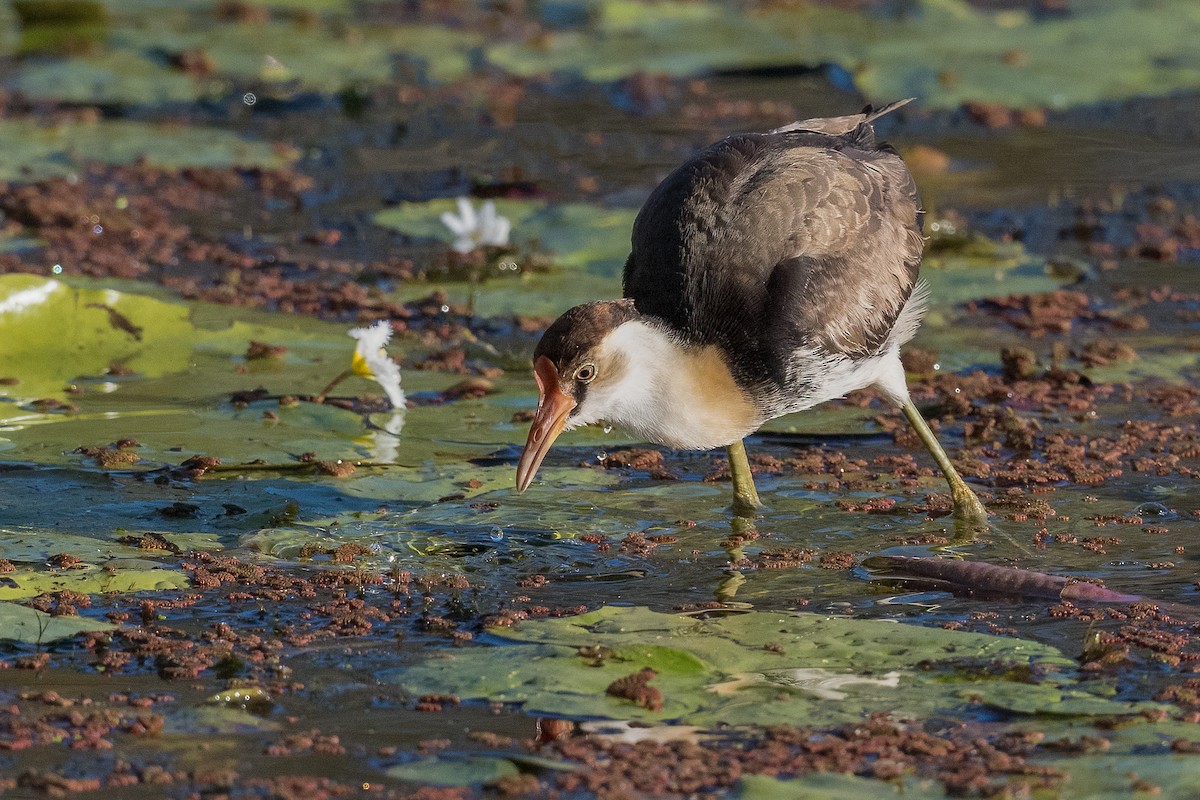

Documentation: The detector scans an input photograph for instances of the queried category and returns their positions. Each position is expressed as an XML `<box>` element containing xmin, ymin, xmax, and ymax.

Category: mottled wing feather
<box><xmin>761</xmin><ymin>146</ymin><xmax>923</xmax><ymax>358</ymax></box>
<box><xmin>623</xmin><ymin>127</ymin><xmax>922</xmax><ymax>387</ymax></box>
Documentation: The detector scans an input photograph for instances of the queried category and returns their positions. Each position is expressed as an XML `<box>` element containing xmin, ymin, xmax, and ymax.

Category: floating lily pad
<box><xmin>10</xmin><ymin>50</ymin><xmax>200</xmax><ymax>105</ymax></box>
<box><xmin>385</xmin><ymin>605</ymin><xmax>1153</xmax><ymax>728</ymax></box>
<box><xmin>0</xmin><ymin>600</ymin><xmax>116</xmax><ymax>642</ymax></box>
<box><xmin>739</xmin><ymin>773</ymin><xmax>948</xmax><ymax>800</ymax></box>
<box><xmin>0</xmin><ymin>275</ymin><xmax>191</xmax><ymax>398</ymax></box>
<box><xmin>374</xmin><ymin>198</ymin><xmax>636</xmax><ymax>272</ymax></box>
<box><xmin>969</xmin><ymin>681</ymin><xmax>1161</xmax><ymax>717</ymax></box>
<box><xmin>9</xmin><ymin>18</ymin><xmax>481</xmax><ymax>105</ymax></box>
<box><xmin>0</xmin><ymin>274</ymin><xmax>345</xmax><ymax>400</ymax></box>
<box><xmin>486</xmin><ymin>0</ymin><xmax>1200</xmax><ymax>110</ymax></box>
<box><xmin>386</xmin><ymin>755</ymin><xmax>520</xmax><ymax>786</ymax></box>
<box><xmin>167</xmin><ymin>704</ymin><xmax>283</xmax><ymax>734</ymax></box>
<box><xmin>374</xmin><ymin>198</ymin><xmax>638</xmax><ymax>317</ymax></box>
<box><xmin>0</xmin><ymin>119</ymin><xmax>289</xmax><ymax>182</ymax></box>
<box><xmin>0</xmin><ymin>564</ymin><xmax>190</xmax><ymax>600</ymax></box>
<box><xmin>1038</xmin><ymin>753</ymin><xmax>1200</xmax><ymax>799</ymax></box>
<box><xmin>0</xmin><ymin>528</ymin><xmax>219</xmax><ymax>562</ymax></box>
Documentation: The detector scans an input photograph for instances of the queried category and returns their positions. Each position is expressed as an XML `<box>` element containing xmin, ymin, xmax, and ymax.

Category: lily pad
<box><xmin>374</xmin><ymin>198</ymin><xmax>639</xmax><ymax>317</ymax></box>
<box><xmin>0</xmin><ymin>274</ymin><xmax>343</xmax><ymax>400</ymax></box>
<box><xmin>374</xmin><ymin>198</ymin><xmax>636</xmax><ymax>272</ymax></box>
<box><xmin>0</xmin><ymin>564</ymin><xmax>190</xmax><ymax>600</ymax></box>
<box><xmin>0</xmin><ymin>119</ymin><xmax>290</xmax><ymax>182</ymax></box>
<box><xmin>967</xmin><ymin>682</ymin><xmax>1161</xmax><ymax>717</ymax></box>
<box><xmin>0</xmin><ymin>600</ymin><xmax>116</xmax><ymax>642</ymax></box>
<box><xmin>386</xmin><ymin>606</ymin><xmax>1151</xmax><ymax>727</ymax></box>
<box><xmin>0</xmin><ymin>275</ymin><xmax>192</xmax><ymax>398</ymax></box>
<box><xmin>9</xmin><ymin>19</ymin><xmax>482</xmax><ymax>105</ymax></box>
<box><xmin>0</xmin><ymin>532</ymin><xmax>220</xmax><ymax>563</ymax></box>
<box><xmin>486</xmin><ymin>0</ymin><xmax>1200</xmax><ymax>110</ymax></box>
<box><xmin>1037</xmin><ymin>753</ymin><xmax>1200</xmax><ymax>799</ymax></box>
<box><xmin>739</xmin><ymin>773</ymin><xmax>948</xmax><ymax>800</ymax></box>
<box><xmin>386</xmin><ymin>755</ymin><xmax>520</xmax><ymax>786</ymax></box>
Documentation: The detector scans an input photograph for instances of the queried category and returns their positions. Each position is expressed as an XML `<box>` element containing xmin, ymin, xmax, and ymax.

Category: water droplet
<box><xmin>489</xmin><ymin>526</ymin><xmax>505</xmax><ymax>541</ymax></box>
<box><xmin>932</xmin><ymin>363</ymin><xmax>941</xmax><ymax>371</ymax></box>
<box><xmin>51</xmin><ymin>264</ymin><xmax>62</xmax><ymax>274</ymax></box>
<box><xmin>1133</xmin><ymin>501</ymin><xmax>1172</xmax><ymax>518</ymax></box>
<box><xmin>603</xmin><ymin>424</ymin><xmax>613</xmax><ymax>434</ymax></box>
<box><xmin>92</xmin><ymin>224</ymin><xmax>103</xmax><ymax>234</ymax></box>
<box><xmin>596</xmin><ymin>451</ymin><xmax>607</xmax><ymax>462</ymax></box>
<box><xmin>243</xmin><ymin>92</ymin><xmax>257</xmax><ymax>105</ymax></box>
<box><xmin>440</xmin><ymin>305</ymin><xmax>450</xmax><ymax>313</ymax></box>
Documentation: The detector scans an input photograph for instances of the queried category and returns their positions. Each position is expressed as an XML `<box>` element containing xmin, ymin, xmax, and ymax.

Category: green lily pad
<box><xmin>967</xmin><ymin>682</ymin><xmax>1161</xmax><ymax>717</ymax></box>
<box><xmin>486</xmin><ymin>0</ymin><xmax>1200</xmax><ymax>110</ymax></box>
<box><xmin>374</xmin><ymin>198</ymin><xmax>639</xmax><ymax>317</ymax></box>
<box><xmin>0</xmin><ymin>564</ymin><xmax>190</xmax><ymax>600</ymax></box>
<box><xmin>374</xmin><ymin>198</ymin><xmax>636</xmax><ymax>272</ymax></box>
<box><xmin>119</xmin><ymin>22</ymin><xmax>478</xmax><ymax>93</ymax></box>
<box><xmin>386</xmin><ymin>755</ymin><xmax>520</xmax><ymax>786</ymax></box>
<box><xmin>0</xmin><ymin>600</ymin><xmax>116</xmax><ymax>642</ymax></box>
<box><xmin>10</xmin><ymin>18</ymin><xmax>482</xmax><ymax>105</ymax></box>
<box><xmin>167</xmin><ymin>704</ymin><xmax>282</xmax><ymax>734</ymax></box>
<box><xmin>0</xmin><ymin>119</ymin><xmax>290</xmax><ymax>182</ymax></box>
<box><xmin>739</xmin><ymin>773</ymin><xmax>948</xmax><ymax>800</ymax></box>
<box><xmin>0</xmin><ymin>528</ymin><xmax>220</xmax><ymax>563</ymax></box>
<box><xmin>0</xmin><ymin>274</ymin><xmax>342</xmax><ymax>399</ymax></box>
<box><xmin>0</xmin><ymin>275</ymin><xmax>192</xmax><ymax>398</ymax></box>
<box><xmin>1038</xmin><ymin>753</ymin><xmax>1200</xmax><ymax>799</ymax></box>
<box><xmin>10</xmin><ymin>49</ymin><xmax>200</xmax><ymax>105</ymax></box>
<box><xmin>386</xmin><ymin>606</ymin><xmax>1151</xmax><ymax>727</ymax></box>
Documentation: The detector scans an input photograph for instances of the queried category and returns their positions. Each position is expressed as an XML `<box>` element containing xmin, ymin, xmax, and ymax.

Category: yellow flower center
<box><xmin>351</xmin><ymin>350</ymin><xmax>375</xmax><ymax>378</ymax></box>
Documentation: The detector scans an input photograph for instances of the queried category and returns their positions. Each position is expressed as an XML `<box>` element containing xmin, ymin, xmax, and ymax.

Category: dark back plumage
<box><xmin>623</xmin><ymin>101</ymin><xmax>923</xmax><ymax>394</ymax></box>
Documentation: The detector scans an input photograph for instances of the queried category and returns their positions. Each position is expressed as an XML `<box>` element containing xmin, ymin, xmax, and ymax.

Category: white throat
<box><xmin>567</xmin><ymin>321</ymin><xmax>760</xmax><ymax>450</ymax></box>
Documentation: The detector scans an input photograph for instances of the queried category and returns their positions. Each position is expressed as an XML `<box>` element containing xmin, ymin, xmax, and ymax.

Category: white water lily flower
<box><xmin>348</xmin><ymin>320</ymin><xmax>405</xmax><ymax>408</ymax></box>
<box><xmin>439</xmin><ymin>196</ymin><xmax>511</xmax><ymax>254</ymax></box>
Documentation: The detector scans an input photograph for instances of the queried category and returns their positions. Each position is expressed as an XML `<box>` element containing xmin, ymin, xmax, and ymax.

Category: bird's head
<box><xmin>515</xmin><ymin>299</ymin><xmax>642</xmax><ymax>492</ymax></box>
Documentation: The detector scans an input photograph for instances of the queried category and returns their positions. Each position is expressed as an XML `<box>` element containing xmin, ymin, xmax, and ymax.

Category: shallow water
<box><xmin>1</xmin><ymin>1</ymin><xmax>1200</xmax><ymax>797</ymax></box>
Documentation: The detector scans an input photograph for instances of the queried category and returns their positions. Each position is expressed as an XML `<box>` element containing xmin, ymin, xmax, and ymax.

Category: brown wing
<box><xmin>623</xmin><ymin>123</ymin><xmax>923</xmax><ymax>387</ymax></box>
<box><xmin>759</xmin><ymin>143</ymin><xmax>924</xmax><ymax>358</ymax></box>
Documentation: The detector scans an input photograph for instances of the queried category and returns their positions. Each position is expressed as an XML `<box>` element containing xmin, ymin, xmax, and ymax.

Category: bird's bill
<box><xmin>516</xmin><ymin>356</ymin><xmax>576</xmax><ymax>492</ymax></box>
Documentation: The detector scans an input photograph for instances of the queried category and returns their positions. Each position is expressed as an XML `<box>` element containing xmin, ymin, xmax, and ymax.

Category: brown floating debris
<box><xmin>606</xmin><ymin>667</ymin><xmax>663</xmax><ymax>712</ymax></box>
<box><xmin>74</xmin><ymin>444</ymin><xmax>141</xmax><ymax>469</ymax></box>
<box><xmin>116</xmin><ymin>532</ymin><xmax>181</xmax><ymax>554</ymax></box>
<box><xmin>245</xmin><ymin>340</ymin><xmax>287</xmax><ymax>360</ymax></box>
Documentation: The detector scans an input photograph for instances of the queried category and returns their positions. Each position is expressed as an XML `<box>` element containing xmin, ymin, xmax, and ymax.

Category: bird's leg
<box><xmin>716</xmin><ymin>513</ymin><xmax>756</xmax><ymax>601</ymax></box>
<box><xmin>899</xmin><ymin>398</ymin><xmax>988</xmax><ymax>526</ymax></box>
<box><xmin>726</xmin><ymin>439</ymin><xmax>762</xmax><ymax>517</ymax></box>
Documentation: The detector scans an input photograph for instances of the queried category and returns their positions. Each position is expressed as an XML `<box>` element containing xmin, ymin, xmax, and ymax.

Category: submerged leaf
<box><xmin>386</xmin><ymin>756</ymin><xmax>520</xmax><ymax>786</ymax></box>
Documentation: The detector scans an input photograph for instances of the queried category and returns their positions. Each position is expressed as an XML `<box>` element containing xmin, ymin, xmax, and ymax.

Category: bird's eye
<box><xmin>574</xmin><ymin>363</ymin><xmax>597</xmax><ymax>383</ymax></box>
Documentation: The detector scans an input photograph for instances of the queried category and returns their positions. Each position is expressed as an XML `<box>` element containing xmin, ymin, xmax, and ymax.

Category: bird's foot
<box><xmin>731</xmin><ymin>490</ymin><xmax>763</xmax><ymax>519</ymax></box>
<box><xmin>950</xmin><ymin>482</ymin><xmax>989</xmax><ymax>531</ymax></box>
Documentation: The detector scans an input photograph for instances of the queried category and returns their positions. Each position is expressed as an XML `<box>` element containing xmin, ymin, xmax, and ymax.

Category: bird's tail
<box><xmin>771</xmin><ymin>98</ymin><xmax>915</xmax><ymax>138</ymax></box>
